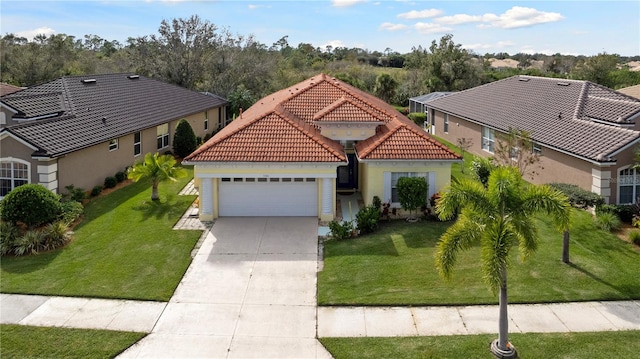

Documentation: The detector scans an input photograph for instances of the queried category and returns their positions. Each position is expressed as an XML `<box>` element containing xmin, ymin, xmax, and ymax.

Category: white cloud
<box><xmin>379</xmin><ymin>22</ymin><xmax>408</xmax><ymax>31</ymax></box>
<box><xmin>331</xmin><ymin>0</ymin><xmax>367</xmax><ymax>7</ymax></box>
<box><xmin>414</xmin><ymin>22</ymin><xmax>452</xmax><ymax>34</ymax></box>
<box><xmin>463</xmin><ymin>40</ymin><xmax>515</xmax><ymax>50</ymax></box>
<box><xmin>15</xmin><ymin>26</ymin><xmax>56</xmax><ymax>40</ymax></box>
<box><xmin>248</xmin><ymin>4</ymin><xmax>271</xmax><ymax>10</ymax></box>
<box><xmin>433</xmin><ymin>6</ymin><xmax>564</xmax><ymax>29</ymax></box>
<box><xmin>397</xmin><ymin>9</ymin><xmax>443</xmax><ymax>20</ymax></box>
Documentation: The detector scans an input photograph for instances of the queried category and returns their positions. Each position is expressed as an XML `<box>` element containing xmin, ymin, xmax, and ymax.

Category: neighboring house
<box><xmin>408</xmin><ymin>92</ymin><xmax>452</xmax><ymax>133</ymax></box>
<box><xmin>0</xmin><ymin>83</ymin><xmax>24</xmax><ymax>96</ymax></box>
<box><xmin>426</xmin><ymin>75</ymin><xmax>640</xmax><ymax>205</ymax></box>
<box><xmin>0</xmin><ymin>73</ymin><xmax>227</xmax><ymax>197</ymax></box>
<box><xmin>618</xmin><ymin>84</ymin><xmax>640</xmax><ymax>99</ymax></box>
<box><xmin>183</xmin><ymin>73</ymin><xmax>461</xmax><ymax>221</ymax></box>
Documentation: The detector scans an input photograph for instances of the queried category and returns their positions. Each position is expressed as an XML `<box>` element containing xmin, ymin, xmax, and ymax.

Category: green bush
<box><xmin>594</xmin><ymin>212</ymin><xmax>621</xmax><ymax>232</ymax></box>
<box><xmin>355</xmin><ymin>205</ymin><xmax>380</xmax><ymax>235</ymax></box>
<box><xmin>63</xmin><ymin>184</ymin><xmax>86</xmax><ymax>203</ymax></box>
<box><xmin>0</xmin><ymin>184</ymin><xmax>61</xmax><ymax>228</ymax></box>
<box><xmin>628</xmin><ymin>230</ymin><xmax>640</xmax><ymax>246</ymax></box>
<box><xmin>328</xmin><ymin>220</ymin><xmax>354</xmax><ymax>240</ymax></box>
<box><xmin>173</xmin><ymin>119</ymin><xmax>197</xmax><ymax>158</ymax></box>
<box><xmin>60</xmin><ymin>200</ymin><xmax>84</xmax><ymax>224</ymax></box>
<box><xmin>397</xmin><ymin>177</ymin><xmax>428</xmax><ymax>218</ymax></box>
<box><xmin>372</xmin><ymin>196</ymin><xmax>382</xmax><ymax>211</ymax></box>
<box><xmin>549</xmin><ymin>183</ymin><xmax>605</xmax><ymax>209</ymax></box>
<box><xmin>104</xmin><ymin>176</ymin><xmax>117</xmax><ymax>189</ymax></box>
<box><xmin>470</xmin><ymin>157</ymin><xmax>494</xmax><ymax>188</ymax></box>
<box><xmin>42</xmin><ymin>221</ymin><xmax>71</xmax><ymax>251</ymax></box>
<box><xmin>407</xmin><ymin>112</ymin><xmax>427</xmax><ymax>126</ymax></box>
<box><xmin>115</xmin><ymin>171</ymin><xmax>126</xmax><ymax>183</ymax></box>
<box><xmin>0</xmin><ymin>221</ymin><xmax>19</xmax><ymax>255</ymax></box>
<box><xmin>91</xmin><ymin>185</ymin><xmax>103</xmax><ymax>197</ymax></box>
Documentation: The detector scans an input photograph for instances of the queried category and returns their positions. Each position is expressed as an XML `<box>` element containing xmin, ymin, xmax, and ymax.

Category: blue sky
<box><xmin>1</xmin><ymin>0</ymin><xmax>638</xmax><ymax>56</ymax></box>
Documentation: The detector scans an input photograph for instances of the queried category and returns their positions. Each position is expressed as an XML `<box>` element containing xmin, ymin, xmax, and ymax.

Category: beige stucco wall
<box><xmin>359</xmin><ymin>160</ymin><xmax>453</xmax><ymax>206</ymax></box>
<box><xmin>0</xmin><ymin>135</ymin><xmax>39</xmax><ymax>187</ymax></box>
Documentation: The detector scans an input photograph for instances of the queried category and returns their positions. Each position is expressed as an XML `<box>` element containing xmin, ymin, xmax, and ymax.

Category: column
<box><xmin>199</xmin><ymin>177</ymin><xmax>214</xmax><ymax>221</ymax></box>
<box><xmin>321</xmin><ymin>177</ymin><xmax>334</xmax><ymax>220</ymax></box>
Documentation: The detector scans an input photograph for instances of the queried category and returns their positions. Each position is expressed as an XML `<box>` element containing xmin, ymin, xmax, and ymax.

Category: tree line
<box><xmin>2</xmin><ymin>15</ymin><xmax>639</xmax><ymax>116</ymax></box>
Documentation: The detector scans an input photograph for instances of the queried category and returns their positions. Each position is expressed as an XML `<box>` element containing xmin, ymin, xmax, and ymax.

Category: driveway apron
<box><xmin>118</xmin><ymin>217</ymin><xmax>332</xmax><ymax>359</ymax></box>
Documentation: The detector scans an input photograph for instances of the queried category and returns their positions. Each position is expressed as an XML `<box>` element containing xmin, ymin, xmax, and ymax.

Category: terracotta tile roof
<box><xmin>0</xmin><ymin>83</ymin><xmax>25</xmax><ymax>96</ymax></box>
<box><xmin>1</xmin><ymin>74</ymin><xmax>227</xmax><ymax>157</ymax></box>
<box><xmin>185</xmin><ymin>73</ymin><xmax>460</xmax><ymax>163</ymax></box>
<box><xmin>427</xmin><ymin>75</ymin><xmax>640</xmax><ymax>162</ymax></box>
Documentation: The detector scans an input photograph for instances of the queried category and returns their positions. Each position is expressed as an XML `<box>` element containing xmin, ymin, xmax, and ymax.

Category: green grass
<box><xmin>0</xmin><ymin>324</ymin><xmax>146</xmax><ymax>359</ymax></box>
<box><xmin>318</xmin><ymin>209</ymin><xmax>640</xmax><ymax>305</ymax></box>
<box><xmin>320</xmin><ymin>331</ymin><xmax>640</xmax><ymax>359</ymax></box>
<box><xmin>0</xmin><ymin>170</ymin><xmax>201</xmax><ymax>301</ymax></box>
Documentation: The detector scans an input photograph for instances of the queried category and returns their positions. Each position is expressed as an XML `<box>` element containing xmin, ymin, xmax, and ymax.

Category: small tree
<box><xmin>456</xmin><ymin>138</ymin><xmax>473</xmax><ymax>173</ymax></box>
<box><xmin>493</xmin><ymin>128</ymin><xmax>541</xmax><ymax>180</ymax></box>
<box><xmin>397</xmin><ymin>177</ymin><xmax>428</xmax><ymax>221</ymax></box>
<box><xmin>173</xmin><ymin>119</ymin><xmax>197</xmax><ymax>158</ymax></box>
<box><xmin>127</xmin><ymin>152</ymin><xmax>187</xmax><ymax>201</ymax></box>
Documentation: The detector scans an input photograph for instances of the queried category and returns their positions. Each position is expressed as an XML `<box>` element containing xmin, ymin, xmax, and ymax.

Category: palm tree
<box><xmin>435</xmin><ymin>166</ymin><xmax>571</xmax><ymax>358</ymax></box>
<box><xmin>127</xmin><ymin>152</ymin><xmax>187</xmax><ymax>201</ymax></box>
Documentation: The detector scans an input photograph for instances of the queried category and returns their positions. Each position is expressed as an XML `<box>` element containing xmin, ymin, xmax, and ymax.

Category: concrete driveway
<box><xmin>119</xmin><ymin>217</ymin><xmax>332</xmax><ymax>359</ymax></box>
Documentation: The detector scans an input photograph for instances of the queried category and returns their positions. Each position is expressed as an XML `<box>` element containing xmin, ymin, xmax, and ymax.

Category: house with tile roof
<box><xmin>0</xmin><ymin>73</ymin><xmax>227</xmax><ymax>197</ymax></box>
<box><xmin>618</xmin><ymin>84</ymin><xmax>640</xmax><ymax>100</ymax></box>
<box><xmin>183</xmin><ymin>73</ymin><xmax>461</xmax><ymax>221</ymax></box>
<box><xmin>426</xmin><ymin>75</ymin><xmax>640</xmax><ymax>205</ymax></box>
<box><xmin>0</xmin><ymin>83</ymin><xmax>24</xmax><ymax>97</ymax></box>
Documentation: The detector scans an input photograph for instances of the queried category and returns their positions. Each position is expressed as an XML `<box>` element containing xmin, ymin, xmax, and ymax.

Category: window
<box><xmin>618</xmin><ymin>167</ymin><xmax>640</xmax><ymax>204</ymax></box>
<box><xmin>109</xmin><ymin>138</ymin><xmax>118</xmax><ymax>151</ymax></box>
<box><xmin>532</xmin><ymin>142</ymin><xmax>542</xmax><ymax>156</ymax></box>
<box><xmin>482</xmin><ymin>127</ymin><xmax>495</xmax><ymax>153</ymax></box>
<box><xmin>157</xmin><ymin>124</ymin><xmax>169</xmax><ymax>149</ymax></box>
<box><xmin>0</xmin><ymin>160</ymin><xmax>29</xmax><ymax>197</ymax></box>
<box><xmin>444</xmin><ymin>114</ymin><xmax>449</xmax><ymax>133</ymax></box>
<box><xmin>134</xmin><ymin>132</ymin><xmax>142</xmax><ymax>156</ymax></box>
<box><xmin>204</xmin><ymin>112</ymin><xmax>209</xmax><ymax>131</ymax></box>
<box><xmin>391</xmin><ymin>172</ymin><xmax>427</xmax><ymax>203</ymax></box>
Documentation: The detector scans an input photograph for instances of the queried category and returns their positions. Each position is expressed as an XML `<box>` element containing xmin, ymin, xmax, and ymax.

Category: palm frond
<box><xmin>435</xmin><ymin>211</ymin><xmax>483</xmax><ymax>279</ymax></box>
<box><xmin>522</xmin><ymin>185</ymin><xmax>572</xmax><ymax>231</ymax></box>
<box><xmin>481</xmin><ymin>220</ymin><xmax>514</xmax><ymax>293</ymax></box>
<box><xmin>511</xmin><ymin>215</ymin><xmax>539</xmax><ymax>260</ymax></box>
<box><xmin>436</xmin><ymin>179</ymin><xmax>489</xmax><ymax>221</ymax></box>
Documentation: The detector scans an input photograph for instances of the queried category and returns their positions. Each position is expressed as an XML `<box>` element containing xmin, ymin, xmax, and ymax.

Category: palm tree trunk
<box><xmin>498</xmin><ymin>268</ymin><xmax>509</xmax><ymax>350</ymax></box>
<box><xmin>562</xmin><ymin>230</ymin><xmax>570</xmax><ymax>263</ymax></box>
<box><xmin>151</xmin><ymin>180</ymin><xmax>160</xmax><ymax>201</ymax></box>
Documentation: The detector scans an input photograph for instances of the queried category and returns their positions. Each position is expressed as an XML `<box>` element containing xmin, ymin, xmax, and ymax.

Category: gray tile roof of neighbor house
<box><xmin>409</xmin><ymin>92</ymin><xmax>452</xmax><ymax>104</ymax></box>
<box><xmin>427</xmin><ymin>75</ymin><xmax>640</xmax><ymax>162</ymax></box>
<box><xmin>1</xmin><ymin>73</ymin><xmax>227</xmax><ymax>157</ymax></box>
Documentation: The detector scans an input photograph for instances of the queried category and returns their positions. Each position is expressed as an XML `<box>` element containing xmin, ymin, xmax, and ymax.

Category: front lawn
<box><xmin>320</xmin><ymin>331</ymin><xmax>640</xmax><ymax>359</ymax></box>
<box><xmin>318</xmin><ymin>209</ymin><xmax>640</xmax><ymax>305</ymax></box>
<box><xmin>0</xmin><ymin>170</ymin><xmax>201</xmax><ymax>301</ymax></box>
<box><xmin>0</xmin><ymin>324</ymin><xmax>145</xmax><ymax>359</ymax></box>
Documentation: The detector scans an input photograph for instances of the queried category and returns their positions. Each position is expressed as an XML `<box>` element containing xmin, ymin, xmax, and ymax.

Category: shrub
<box><xmin>372</xmin><ymin>196</ymin><xmax>382</xmax><ymax>211</ymax></box>
<box><xmin>397</xmin><ymin>177</ymin><xmax>428</xmax><ymax>219</ymax></box>
<box><xmin>63</xmin><ymin>184</ymin><xmax>86</xmax><ymax>203</ymax></box>
<box><xmin>470</xmin><ymin>157</ymin><xmax>494</xmax><ymax>188</ymax></box>
<box><xmin>13</xmin><ymin>230</ymin><xmax>45</xmax><ymax>256</ymax></box>
<box><xmin>328</xmin><ymin>220</ymin><xmax>354</xmax><ymax>241</ymax></box>
<box><xmin>173</xmin><ymin>119</ymin><xmax>197</xmax><ymax>158</ymax></box>
<box><xmin>91</xmin><ymin>185</ymin><xmax>103</xmax><ymax>197</ymax></box>
<box><xmin>407</xmin><ymin>112</ymin><xmax>427</xmax><ymax>126</ymax></box>
<box><xmin>0</xmin><ymin>184</ymin><xmax>61</xmax><ymax>228</ymax></box>
<box><xmin>549</xmin><ymin>183</ymin><xmax>605</xmax><ymax>209</ymax></box>
<box><xmin>115</xmin><ymin>171</ymin><xmax>126</xmax><ymax>183</ymax></box>
<box><xmin>594</xmin><ymin>212</ymin><xmax>621</xmax><ymax>232</ymax></box>
<box><xmin>616</xmin><ymin>204</ymin><xmax>639</xmax><ymax>224</ymax></box>
<box><xmin>628</xmin><ymin>230</ymin><xmax>640</xmax><ymax>246</ymax></box>
<box><xmin>355</xmin><ymin>205</ymin><xmax>380</xmax><ymax>235</ymax></box>
<box><xmin>104</xmin><ymin>176</ymin><xmax>117</xmax><ymax>189</ymax></box>
<box><xmin>60</xmin><ymin>200</ymin><xmax>84</xmax><ymax>224</ymax></box>
<box><xmin>43</xmin><ymin>221</ymin><xmax>71</xmax><ymax>251</ymax></box>
<box><xmin>596</xmin><ymin>204</ymin><xmax>618</xmax><ymax>216</ymax></box>
<box><xmin>0</xmin><ymin>221</ymin><xmax>20</xmax><ymax>255</ymax></box>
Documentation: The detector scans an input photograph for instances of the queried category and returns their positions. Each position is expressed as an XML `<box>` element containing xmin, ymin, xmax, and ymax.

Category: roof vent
<box><xmin>518</xmin><ymin>77</ymin><xmax>530</xmax><ymax>82</ymax></box>
<box><xmin>557</xmin><ymin>81</ymin><xmax>570</xmax><ymax>86</ymax></box>
<box><xmin>81</xmin><ymin>79</ymin><xmax>97</xmax><ymax>84</ymax></box>
<box><xmin>127</xmin><ymin>75</ymin><xmax>139</xmax><ymax>80</ymax></box>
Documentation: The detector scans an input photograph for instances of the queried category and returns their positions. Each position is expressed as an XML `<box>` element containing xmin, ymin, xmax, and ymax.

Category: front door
<box><xmin>337</xmin><ymin>154</ymin><xmax>358</xmax><ymax>190</ymax></box>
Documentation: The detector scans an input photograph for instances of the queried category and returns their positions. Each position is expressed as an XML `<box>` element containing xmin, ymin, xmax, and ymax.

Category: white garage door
<box><xmin>219</xmin><ymin>177</ymin><xmax>318</xmax><ymax>217</ymax></box>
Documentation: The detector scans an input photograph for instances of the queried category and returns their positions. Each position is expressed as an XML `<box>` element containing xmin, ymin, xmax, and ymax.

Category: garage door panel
<box><xmin>219</xmin><ymin>180</ymin><xmax>318</xmax><ymax>217</ymax></box>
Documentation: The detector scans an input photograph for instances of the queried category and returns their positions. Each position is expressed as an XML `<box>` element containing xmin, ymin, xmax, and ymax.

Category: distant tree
<box><xmin>493</xmin><ymin>128</ymin><xmax>541</xmax><ymax>180</ymax></box>
<box><xmin>423</xmin><ymin>34</ymin><xmax>483</xmax><ymax>92</ymax></box>
<box><xmin>373</xmin><ymin>73</ymin><xmax>398</xmax><ymax>104</ymax></box>
<box><xmin>127</xmin><ymin>153</ymin><xmax>187</xmax><ymax>201</ymax></box>
<box><xmin>456</xmin><ymin>138</ymin><xmax>473</xmax><ymax>173</ymax></box>
<box><xmin>173</xmin><ymin>119</ymin><xmax>198</xmax><ymax>158</ymax></box>
<box><xmin>227</xmin><ymin>84</ymin><xmax>254</xmax><ymax>118</ymax></box>
<box><xmin>572</xmin><ymin>52</ymin><xmax>619</xmax><ymax>88</ymax></box>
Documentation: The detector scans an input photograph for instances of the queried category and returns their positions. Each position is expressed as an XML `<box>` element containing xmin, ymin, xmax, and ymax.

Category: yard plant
<box><xmin>127</xmin><ymin>152</ymin><xmax>187</xmax><ymax>201</ymax></box>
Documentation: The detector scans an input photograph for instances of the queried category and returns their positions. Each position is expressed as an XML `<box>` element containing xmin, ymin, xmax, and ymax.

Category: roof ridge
<box><xmin>572</xmin><ymin>81</ymin><xmax>589</xmax><ymax>120</ymax></box>
<box><xmin>357</xmin><ymin>120</ymin><xmax>401</xmax><ymax>158</ymax></box>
